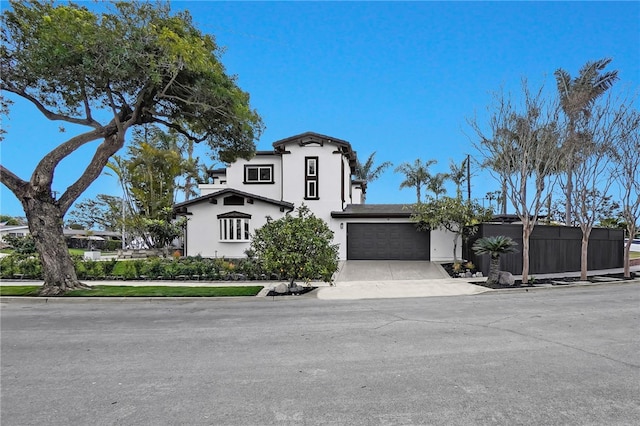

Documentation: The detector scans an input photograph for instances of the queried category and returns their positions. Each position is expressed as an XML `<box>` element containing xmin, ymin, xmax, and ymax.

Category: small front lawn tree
<box><xmin>250</xmin><ymin>205</ymin><xmax>339</xmax><ymax>288</ymax></box>
<box><xmin>472</xmin><ymin>235</ymin><xmax>518</xmax><ymax>284</ymax></box>
<box><xmin>469</xmin><ymin>79</ymin><xmax>562</xmax><ymax>284</ymax></box>
<box><xmin>411</xmin><ymin>196</ymin><xmax>493</xmax><ymax>263</ymax></box>
<box><xmin>612</xmin><ymin>107</ymin><xmax>640</xmax><ymax>278</ymax></box>
<box><xmin>0</xmin><ymin>1</ymin><xmax>262</xmax><ymax>295</ymax></box>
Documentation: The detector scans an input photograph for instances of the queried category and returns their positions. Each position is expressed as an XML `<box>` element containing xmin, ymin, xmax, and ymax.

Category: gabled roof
<box><xmin>174</xmin><ymin>188</ymin><xmax>294</xmax><ymax>212</ymax></box>
<box><xmin>331</xmin><ymin>204</ymin><xmax>416</xmax><ymax>218</ymax></box>
<box><xmin>272</xmin><ymin>131</ymin><xmax>352</xmax><ymax>149</ymax></box>
<box><xmin>272</xmin><ymin>131</ymin><xmax>357</xmax><ymax>172</ymax></box>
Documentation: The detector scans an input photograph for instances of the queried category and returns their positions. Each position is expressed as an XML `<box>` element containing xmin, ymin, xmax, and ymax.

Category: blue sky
<box><xmin>1</xmin><ymin>1</ymin><xmax>639</xmax><ymax>218</ymax></box>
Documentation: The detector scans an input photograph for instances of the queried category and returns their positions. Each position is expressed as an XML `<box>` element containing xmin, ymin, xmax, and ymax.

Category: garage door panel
<box><xmin>347</xmin><ymin>223</ymin><xmax>430</xmax><ymax>260</ymax></box>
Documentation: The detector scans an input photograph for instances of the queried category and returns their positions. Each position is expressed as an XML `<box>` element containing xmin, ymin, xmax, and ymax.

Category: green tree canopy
<box><xmin>472</xmin><ymin>235</ymin><xmax>518</xmax><ymax>284</ymax></box>
<box><xmin>395</xmin><ymin>159</ymin><xmax>437</xmax><ymax>203</ymax></box>
<box><xmin>250</xmin><ymin>205</ymin><xmax>339</xmax><ymax>286</ymax></box>
<box><xmin>0</xmin><ymin>1</ymin><xmax>263</xmax><ymax>295</ymax></box>
<box><xmin>411</xmin><ymin>196</ymin><xmax>493</xmax><ymax>263</ymax></box>
<box><xmin>354</xmin><ymin>152</ymin><xmax>392</xmax><ymax>203</ymax></box>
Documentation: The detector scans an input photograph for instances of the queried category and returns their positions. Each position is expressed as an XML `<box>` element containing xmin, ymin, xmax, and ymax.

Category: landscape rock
<box><xmin>497</xmin><ymin>271</ymin><xmax>515</xmax><ymax>286</ymax></box>
<box><xmin>274</xmin><ymin>283</ymin><xmax>289</xmax><ymax>294</ymax></box>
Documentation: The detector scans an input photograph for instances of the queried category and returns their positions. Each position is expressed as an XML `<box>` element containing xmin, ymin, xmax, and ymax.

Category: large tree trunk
<box><xmin>623</xmin><ymin>224</ymin><xmax>636</xmax><ymax>278</ymax></box>
<box><xmin>23</xmin><ymin>197</ymin><xmax>90</xmax><ymax>296</ymax></box>
<box><xmin>565</xmin><ymin>168</ymin><xmax>573</xmax><ymax>226</ymax></box>
<box><xmin>521</xmin><ymin>223</ymin><xmax>532</xmax><ymax>284</ymax></box>
<box><xmin>487</xmin><ymin>256</ymin><xmax>500</xmax><ymax>284</ymax></box>
<box><xmin>501</xmin><ymin>178</ymin><xmax>507</xmax><ymax>215</ymax></box>
<box><xmin>580</xmin><ymin>227</ymin><xmax>592</xmax><ymax>281</ymax></box>
<box><xmin>452</xmin><ymin>234</ymin><xmax>459</xmax><ymax>263</ymax></box>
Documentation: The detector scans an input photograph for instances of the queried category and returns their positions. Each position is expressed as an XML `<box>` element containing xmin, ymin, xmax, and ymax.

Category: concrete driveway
<box><xmin>319</xmin><ymin>261</ymin><xmax>488</xmax><ymax>300</ymax></box>
<box><xmin>334</xmin><ymin>260</ymin><xmax>450</xmax><ymax>282</ymax></box>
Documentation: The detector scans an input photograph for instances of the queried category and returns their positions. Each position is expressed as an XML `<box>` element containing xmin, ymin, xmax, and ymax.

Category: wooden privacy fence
<box><xmin>463</xmin><ymin>224</ymin><xmax>624</xmax><ymax>275</ymax></box>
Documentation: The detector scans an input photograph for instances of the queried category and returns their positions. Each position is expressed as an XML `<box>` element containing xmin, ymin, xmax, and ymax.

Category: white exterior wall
<box><xmin>225</xmin><ymin>155</ymin><xmax>283</xmax><ymax>201</ymax></box>
<box><xmin>0</xmin><ymin>226</ymin><xmax>30</xmax><ymax>242</ymax></box>
<box><xmin>351</xmin><ymin>185</ymin><xmax>364</xmax><ymax>205</ymax></box>
<box><xmin>199</xmin><ymin>184</ymin><xmax>225</xmax><ymax>196</ymax></box>
<box><xmin>281</xmin><ymin>145</ymin><xmax>347</xmax><ymax>220</ymax></box>
<box><xmin>429</xmin><ymin>228</ymin><xmax>461</xmax><ymax>262</ymax></box>
<box><xmin>184</xmin><ymin>200</ymin><xmax>288</xmax><ymax>258</ymax></box>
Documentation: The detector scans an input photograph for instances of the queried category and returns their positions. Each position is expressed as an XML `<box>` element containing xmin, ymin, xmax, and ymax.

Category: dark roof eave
<box><xmin>174</xmin><ymin>188</ymin><xmax>294</xmax><ymax>211</ymax></box>
<box><xmin>331</xmin><ymin>211</ymin><xmax>413</xmax><ymax>219</ymax></box>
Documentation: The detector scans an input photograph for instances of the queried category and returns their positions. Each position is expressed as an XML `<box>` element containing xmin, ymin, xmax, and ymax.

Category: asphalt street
<box><xmin>1</xmin><ymin>283</ymin><xmax>639</xmax><ymax>425</ymax></box>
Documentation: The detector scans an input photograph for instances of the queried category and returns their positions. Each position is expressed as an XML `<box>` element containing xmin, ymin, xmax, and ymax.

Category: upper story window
<box><xmin>244</xmin><ymin>165</ymin><xmax>274</xmax><ymax>184</ymax></box>
<box><xmin>305</xmin><ymin>157</ymin><xmax>319</xmax><ymax>200</ymax></box>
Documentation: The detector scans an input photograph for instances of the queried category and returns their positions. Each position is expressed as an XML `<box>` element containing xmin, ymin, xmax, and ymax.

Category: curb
<box><xmin>0</xmin><ymin>296</ymin><xmax>268</xmax><ymax>304</ymax></box>
<box><xmin>479</xmin><ymin>278</ymin><xmax>640</xmax><ymax>294</ymax></box>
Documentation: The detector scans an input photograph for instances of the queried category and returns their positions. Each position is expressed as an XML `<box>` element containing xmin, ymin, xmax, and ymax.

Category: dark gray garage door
<box><xmin>347</xmin><ymin>223</ymin><xmax>430</xmax><ymax>260</ymax></box>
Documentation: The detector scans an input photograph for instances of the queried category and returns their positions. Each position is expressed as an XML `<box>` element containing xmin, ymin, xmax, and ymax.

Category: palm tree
<box><xmin>395</xmin><ymin>159</ymin><xmax>436</xmax><ymax>203</ymax></box>
<box><xmin>354</xmin><ymin>152</ymin><xmax>392</xmax><ymax>202</ymax></box>
<box><xmin>448</xmin><ymin>158</ymin><xmax>467</xmax><ymax>199</ymax></box>
<box><xmin>472</xmin><ymin>235</ymin><xmax>518</xmax><ymax>284</ymax></box>
<box><xmin>555</xmin><ymin>58</ymin><xmax>618</xmax><ymax>225</ymax></box>
<box><xmin>426</xmin><ymin>172</ymin><xmax>449</xmax><ymax>200</ymax></box>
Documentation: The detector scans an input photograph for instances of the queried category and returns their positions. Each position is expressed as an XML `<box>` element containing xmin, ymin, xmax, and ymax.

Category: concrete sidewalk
<box><xmin>2</xmin><ymin>265</ymin><xmax>638</xmax><ymax>301</ymax></box>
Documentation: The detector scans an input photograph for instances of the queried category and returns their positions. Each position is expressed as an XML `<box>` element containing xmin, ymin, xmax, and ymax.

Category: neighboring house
<box><xmin>0</xmin><ymin>224</ymin><xmax>121</xmax><ymax>250</ymax></box>
<box><xmin>0</xmin><ymin>224</ymin><xmax>30</xmax><ymax>244</ymax></box>
<box><xmin>174</xmin><ymin>132</ymin><xmax>459</xmax><ymax>261</ymax></box>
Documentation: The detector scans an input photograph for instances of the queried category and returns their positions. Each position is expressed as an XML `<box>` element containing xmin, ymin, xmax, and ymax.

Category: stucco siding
<box><xmin>224</xmin><ymin>155</ymin><xmax>283</xmax><ymax>201</ymax></box>
<box><xmin>184</xmin><ymin>200</ymin><xmax>288</xmax><ymax>258</ymax></box>
<box><xmin>430</xmin><ymin>228</ymin><xmax>462</xmax><ymax>262</ymax></box>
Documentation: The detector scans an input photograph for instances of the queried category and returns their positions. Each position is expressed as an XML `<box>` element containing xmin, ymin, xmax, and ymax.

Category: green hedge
<box><xmin>0</xmin><ymin>254</ymin><xmax>274</xmax><ymax>281</ymax></box>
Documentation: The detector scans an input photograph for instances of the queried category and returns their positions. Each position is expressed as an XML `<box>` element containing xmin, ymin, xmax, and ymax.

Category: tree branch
<box><xmin>151</xmin><ymin>118</ymin><xmax>207</xmax><ymax>142</ymax></box>
<box><xmin>59</xmin><ymin>132</ymin><xmax>126</xmax><ymax>213</ymax></box>
<box><xmin>1</xmin><ymin>84</ymin><xmax>102</xmax><ymax>129</ymax></box>
<box><xmin>31</xmin><ymin>127</ymin><xmax>109</xmax><ymax>191</ymax></box>
<box><xmin>0</xmin><ymin>164</ymin><xmax>28</xmax><ymax>199</ymax></box>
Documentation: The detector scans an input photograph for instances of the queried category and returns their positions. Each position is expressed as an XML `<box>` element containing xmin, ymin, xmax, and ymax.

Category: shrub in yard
<box><xmin>251</xmin><ymin>205</ymin><xmax>339</xmax><ymax>287</ymax></box>
<box><xmin>0</xmin><ymin>255</ymin><xmax>16</xmax><ymax>278</ymax></box>
<box><xmin>472</xmin><ymin>236</ymin><xmax>518</xmax><ymax>284</ymax></box>
<box><xmin>121</xmin><ymin>262</ymin><xmax>138</xmax><ymax>280</ymax></box>
<box><xmin>139</xmin><ymin>257</ymin><xmax>164</xmax><ymax>279</ymax></box>
<box><xmin>17</xmin><ymin>256</ymin><xmax>43</xmax><ymax>279</ymax></box>
<box><xmin>3</xmin><ymin>235</ymin><xmax>37</xmax><ymax>255</ymax></box>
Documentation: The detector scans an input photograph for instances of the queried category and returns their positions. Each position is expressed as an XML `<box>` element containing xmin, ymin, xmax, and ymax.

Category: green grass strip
<box><xmin>0</xmin><ymin>286</ymin><xmax>40</xmax><ymax>296</ymax></box>
<box><xmin>0</xmin><ymin>285</ymin><xmax>263</xmax><ymax>297</ymax></box>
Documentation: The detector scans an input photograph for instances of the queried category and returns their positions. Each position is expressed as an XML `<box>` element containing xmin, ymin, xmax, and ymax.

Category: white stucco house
<box><xmin>0</xmin><ymin>224</ymin><xmax>30</xmax><ymax>244</ymax></box>
<box><xmin>174</xmin><ymin>132</ymin><xmax>459</xmax><ymax>261</ymax></box>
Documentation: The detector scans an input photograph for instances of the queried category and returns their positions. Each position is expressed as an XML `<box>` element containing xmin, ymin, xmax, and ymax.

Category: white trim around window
<box><xmin>219</xmin><ymin>218</ymin><xmax>250</xmax><ymax>242</ymax></box>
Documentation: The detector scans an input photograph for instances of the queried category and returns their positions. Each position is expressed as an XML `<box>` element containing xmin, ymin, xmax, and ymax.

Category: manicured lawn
<box><xmin>0</xmin><ymin>285</ymin><xmax>263</xmax><ymax>297</ymax></box>
<box><xmin>630</xmin><ymin>251</ymin><xmax>640</xmax><ymax>260</ymax></box>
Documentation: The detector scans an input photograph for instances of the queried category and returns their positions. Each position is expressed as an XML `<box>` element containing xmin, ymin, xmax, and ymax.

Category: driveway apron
<box><xmin>334</xmin><ymin>261</ymin><xmax>450</xmax><ymax>282</ymax></box>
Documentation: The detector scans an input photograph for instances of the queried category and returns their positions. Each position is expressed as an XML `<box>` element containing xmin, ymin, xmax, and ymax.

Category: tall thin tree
<box><xmin>395</xmin><ymin>159</ymin><xmax>436</xmax><ymax>203</ymax></box>
<box><xmin>555</xmin><ymin>58</ymin><xmax>618</xmax><ymax>225</ymax></box>
<box><xmin>354</xmin><ymin>152</ymin><xmax>392</xmax><ymax>203</ymax></box>
<box><xmin>469</xmin><ymin>80</ymin><xmax>562</xmax><ymax>284</ymax></box>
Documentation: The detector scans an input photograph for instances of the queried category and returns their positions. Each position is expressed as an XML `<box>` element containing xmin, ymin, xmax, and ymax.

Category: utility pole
<box><xmin>466</xmin><ymin>154</ymin><xmax>471</xmax><ymax>201</ymax></box>
<box><xmin>121</xmin><ymin>195</ymin><xmax>126</xmax><ymax>250</ymax></box>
